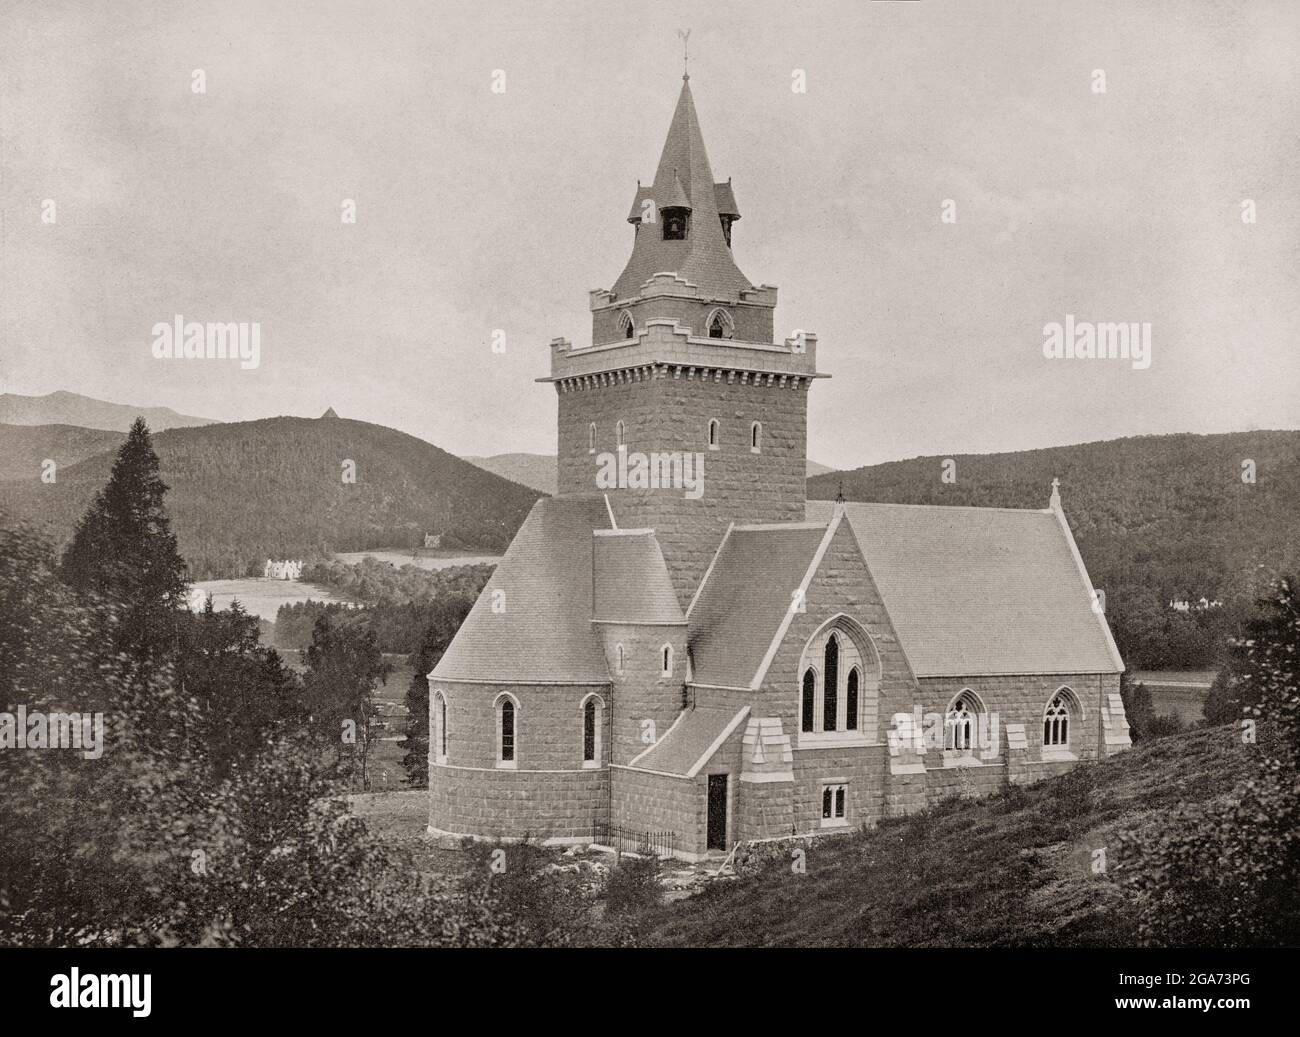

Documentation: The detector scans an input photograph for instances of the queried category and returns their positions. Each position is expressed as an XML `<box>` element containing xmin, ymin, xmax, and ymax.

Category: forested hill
<box><xmin>808</xmin><ymin>430</ymin><xmax>1300</xmax><ymax>670</ymax></box>
<box><xmin>0</xmin><ymin>415</ymin><xmax>541</xmax><ymax>579</ymax></box>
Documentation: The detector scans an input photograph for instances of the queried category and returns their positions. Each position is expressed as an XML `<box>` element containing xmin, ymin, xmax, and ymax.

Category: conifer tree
<box><xmin>60</xmin><ymin>417</ymin><xmax>187</xmax><ymax>665</ymax></box>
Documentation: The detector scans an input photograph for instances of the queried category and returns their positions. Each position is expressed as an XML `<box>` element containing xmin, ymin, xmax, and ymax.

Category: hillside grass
<box><xmin>642</xmin><ymin>723</ymin><xmax>1267</xmax><ymax>947</ymax></box>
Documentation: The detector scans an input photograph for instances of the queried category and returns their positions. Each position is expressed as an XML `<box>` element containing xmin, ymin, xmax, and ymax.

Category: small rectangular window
<box><xmin>821</xmin><ymin>783</ymin><xmax>847</xmax><ymax>825</ymax></box>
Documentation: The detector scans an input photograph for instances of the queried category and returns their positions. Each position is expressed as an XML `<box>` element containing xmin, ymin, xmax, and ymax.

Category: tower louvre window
<box><xmin>618</xmin><ymin>310</ymin><xmax>635</xmax><ymax>339</ymax></box>
<box><xmin>662</xmin><ymin>207</ymin><xmax>689</xmax><ymax>240</ymax></box>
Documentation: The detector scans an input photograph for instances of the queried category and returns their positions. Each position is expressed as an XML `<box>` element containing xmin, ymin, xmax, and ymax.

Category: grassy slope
<box><xmin>643</xmin><ymin>724</ymin><xmax>1264</xmax><ymax>947</ymax></box>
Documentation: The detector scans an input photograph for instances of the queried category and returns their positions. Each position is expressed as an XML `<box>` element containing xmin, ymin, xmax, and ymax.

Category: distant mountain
<box><xmin>463</xmin><ymin>453</ymin><xmax>557</xmax><ymax>495</ymax></box>
<box><xmin>1</xmin><ymin>415</ymin><xmax>542</xmax><ymax>579</ymax></box>
<box><xmin>464</xmin><ymin>453</ymin><xmax>837</xmax><ymax>494</ymax></box>
<box><xmin>0</xmin><ymin>391</ymin><xmax>215</xmax><ymax>432</ymax></box>
<box><xmin>0</xmin><ymin>423</ymin><xmax>125</xmax><ymax>481</ymax></box>
<box><xmin>809</xmin><ymin>430</ymin><xmax>1300</xmax><ymax>670</ymax></box>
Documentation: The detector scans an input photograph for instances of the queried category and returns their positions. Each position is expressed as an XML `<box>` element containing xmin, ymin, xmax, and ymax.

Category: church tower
<box><xmin>544</xmin><ymin>73</ymin><xmax>825</xmax><ymax>605</ymax></box>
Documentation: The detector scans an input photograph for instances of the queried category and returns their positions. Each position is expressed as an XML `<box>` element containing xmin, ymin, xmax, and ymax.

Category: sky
<box><xmin>1</xmin><ymin>0</ymin><xmax>1297</xmax><ymax>469</ymax></box>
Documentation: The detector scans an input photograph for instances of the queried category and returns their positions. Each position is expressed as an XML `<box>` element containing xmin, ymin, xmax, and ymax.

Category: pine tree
<box><xmin>60</xmin><ymin>417</ymin><xmax>187</xmax><ymax>665</ymax></box>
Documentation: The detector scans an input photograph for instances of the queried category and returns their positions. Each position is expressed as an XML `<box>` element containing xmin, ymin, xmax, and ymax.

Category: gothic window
<box><xmin>1044</xmin><ymin>691</ymin><xmax>1072</xmax><ymax>747</ymax></box>
<box><xmin>661</xmin><ymin>644</ymin><xmax>673</xmax><ymax>677</ymax></box>
<box><xmin>432</xmin><ymin>691</ymin><xmax>448</xmax><ymax>764</ymax></box>
<box><xmin>709</xmin><ymin>314</ymin><xmax>725</xmax><ymax>338</ymax></box>
<box><xmin>801</xmin><ymin>669</ymin><xmax>816</xmax><ymax>733</ymax></box>
<box><xmin>707</xmin><ymin>418</ymin><xmax>720</xmax><ymax>450</ymax></box>
<box><xmin>588</xmin><ymin>422</ymin><xmax>596</xmax><ymax>454</ymax></box>
<box><xmin>618</xmin><ymin>310</ymin><xmax>635</xmax><ymax>339</ymax></box>
<box><xmin>823</xmin><ymin>635</ymin><xmax>839</xmax><ymax>732</ymax></box>
<box><xmin>582</xmin><ymin>695</ymin><xmax>604</xmax><ymax>765</ymax></box>
<box><xmin>944</xmin><ymin>693</ymin><xmax>978</xmax><ymax>751</ymax></box>
<box><xmin>706</xmin><ymin>307</ymin><xmax>733</xmax><ymax>340</ymax></box>
<box><xmin>615</xmin><ymin>643</ymin><xmax>625</xmax><ymax>675</ymax></box>
<box><xmin>797</xmin><ymin>618</ymin><xmax>878</xmax><ymax>742</ymax></box>
<box><xmin>495</xmin><ymin>694</ymin><xmax>518</xmax><ymax>766</ymax></box>
<box><xmin>751</xmin><ymin>421</ymin><xmax>762</xmax><ymax>452</ymax></box>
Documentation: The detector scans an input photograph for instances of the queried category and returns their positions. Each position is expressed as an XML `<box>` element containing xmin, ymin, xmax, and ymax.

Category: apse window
<box><xmin>821</xmin><ymin>783</ymin><xmax>847</xmax><ymax>826</ymax></box>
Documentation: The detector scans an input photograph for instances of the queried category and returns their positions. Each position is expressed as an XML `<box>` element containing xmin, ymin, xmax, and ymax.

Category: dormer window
<box><xmin>662</xmin><ymin>207</ymin><xmax>689</xmax><ymax>241</ymax></box>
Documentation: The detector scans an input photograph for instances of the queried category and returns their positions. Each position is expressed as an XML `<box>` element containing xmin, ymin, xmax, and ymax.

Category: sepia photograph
<box><xmin>0</xmin><ymin>0</ymin><xmax>1296</xmax><ymax>1016</ymax></box>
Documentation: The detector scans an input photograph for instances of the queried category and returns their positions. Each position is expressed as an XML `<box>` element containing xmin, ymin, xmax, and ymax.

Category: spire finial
<box><xmin>836</xmin><ymin>479</ymin><xmax>845</xmax><ymax>504</ymax></box>
<box><xmin>677</xmin><ymin>28</ymin><xmax>691</xmax><ymax>80</ymax></box>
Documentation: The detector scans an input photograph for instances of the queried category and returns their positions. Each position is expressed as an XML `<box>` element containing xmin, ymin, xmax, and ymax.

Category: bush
<box><xmin>604</xmin><ymin>853</ymin><xmax>662</xmax><ymax>915</ymax></box>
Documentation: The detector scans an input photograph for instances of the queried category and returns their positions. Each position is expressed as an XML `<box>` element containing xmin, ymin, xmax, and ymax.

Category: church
<box><xmin>427</xmin><ymin>72</ymin><xmax>1131</xmax><ymax>860</ymax></box>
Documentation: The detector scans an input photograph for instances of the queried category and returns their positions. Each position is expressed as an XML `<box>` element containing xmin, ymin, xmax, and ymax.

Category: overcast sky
<box><xmin>1</xmin><ymin>0</ymin><xmax>1297</xmax><ymax>469</ymax></box>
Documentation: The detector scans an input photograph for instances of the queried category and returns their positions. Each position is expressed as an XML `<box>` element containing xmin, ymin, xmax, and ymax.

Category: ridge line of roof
<box><xmin>816</xmin><ymin>499</ymin><xmax>1054</xmax><ymax>515</ymax></box>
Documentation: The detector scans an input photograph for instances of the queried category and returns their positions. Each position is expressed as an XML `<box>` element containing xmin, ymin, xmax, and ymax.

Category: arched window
<box><xmin>709</xmin><ymin>313</ymin><xmax>725</xmax><ymax>338</ymax></box>
<box><xmin>581</xmin><ymin>695</ymin><xmax>604</xmax><ymax>765</ymax></box>
<box><xmin>432</xmin><ymin>691</ymin><xmax>448</xmax><ymax>764</ymax></box>
<box><xmin>618</xmin><ymin>310</ymin><xmax>634</xmax><ymax>339</ymax></box>
<box><xmin>751</xmin><ymin>421</ymin><xmax>762</xmax><ymax>452</ymax></box>
<box><xmin>944</xmin><ymin>693</ymin><xmax>978</xmax><ymax>751</ymax></box>
<box><xmin>823</xmin><ymin>635</ymin><xmax>839</xmax><ymax>732</ymax></box>
<box><xmin>588</xmin><ymin>422</ymin><xmax>596</xmax><ymax>453</ymax></box>
<box><xmin>495</xmin><ymin>694</ymin><xmax>518</xmax><ymax>766</ymax></box>
<box><xmin>1044</xmin><ymin>691</ymin><xmax>1072</xmax><ymax>747</ymax></box>
<box><xmin>707</xmin><ymin>419</ymin><xmax>720</xmax><ymax>450</ymax></box>
<box><xmin>796</xmin><ymin>616</ymin><xmax>879</xmax><ymax>741</ymax></box>
<box><xmin>661</xmin><ymin>643</ymin><xmax>674</xmax><ymax>677</ymax></box>
<box><xmin>616</xmin><ymin>420</ymin><xmax>625</xmax><ymax>448</ymax></box>
<box><xmin>615</xmin><ymin>643</ymin><xmax>625</xmax><ymax>675</ymax></box>
<box><xmin>801</xmin><ymin>669</ymin><xmax>816</xmax><ymax>733</ymax></box>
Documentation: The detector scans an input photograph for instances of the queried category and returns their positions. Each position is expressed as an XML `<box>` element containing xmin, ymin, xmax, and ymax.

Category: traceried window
<box><xmin>801</xmin><ymin>669</ymin><xmax>816</xmax><ymax>733</ymax></box>
<box><xmin>944</xmin><ymin>693</ymin><xmax>977</xmax><ymax>751</ymax></box>
<box><xmin>1044</xmin><ymin>692</ymin><xmax>1071</xmax><ymax>747</ymax></box>
<box><xmin>796</xmin><ymin>618</ymin><xmax>879</xmax><ymax>742</ymax></box>
<box><xmin>821</xmin><ymin>783</ymin><xmax>847</xmax><ymax>825</ymax></box>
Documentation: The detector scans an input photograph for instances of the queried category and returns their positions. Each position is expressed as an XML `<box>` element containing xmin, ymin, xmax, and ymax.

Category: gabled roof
<box><xmin>593</xmin><ymin>529</ymin><xmax>684</xmax><ymax>625</ymax></box>
<box><xmin>806</xmin><ymin>500</ymin><xmax>1122</xmax><ymax>677</ymax></box>
<box><xmin>431</xmin><ymin>497</ymin><xmax>612</xmax><ymax>684</ymax></box>
<box><xmin>687</xmin><ymin>522</ymin><xmax>830</xmax><ymax>688</ymax></box>
<box><xmin>613</xmin><ymin>77</ymin><xmax>753</xmax><ymax>301</ymax></box>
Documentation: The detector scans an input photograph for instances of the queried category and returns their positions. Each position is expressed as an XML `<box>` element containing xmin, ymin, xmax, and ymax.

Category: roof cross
<box><xmin>677</xmin><ymin>28</ymin><xmax>691</xmax><ymax>80</ymax></box>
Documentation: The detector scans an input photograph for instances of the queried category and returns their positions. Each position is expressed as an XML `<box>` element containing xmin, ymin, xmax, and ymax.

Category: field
<box><xmin>192</xmin><ymin>577</ymin><xmax>358</xmax><ymax>622</ymax></box>
<box><xmin>332</xmin><ymin>549</ymin><xmax>501</xmax><ymax>571</ymax></box>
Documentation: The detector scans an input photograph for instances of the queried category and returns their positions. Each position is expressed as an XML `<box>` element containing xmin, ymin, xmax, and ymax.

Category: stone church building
<box><xmin>428</xmin><ymin>73</ymin><xmax>1131</xmax><ymax>860</ymax></box>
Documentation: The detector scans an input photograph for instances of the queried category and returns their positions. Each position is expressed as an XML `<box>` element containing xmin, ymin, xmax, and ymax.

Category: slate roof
<box><xmin>431</xmin><ymin>497</ymin><xmax>612</xmax><ymax>683</ymax></box>
<box><xmin>630</xmin><ymin>705</ymin><xmax>750</xmax><ymax>776</ymax></box>
<box><xmin>613</xmin><ymin>78</ymin><xmax>754</xmax><ymax>301</ymax></box>
<box><xmin>806</xmin><ymin>500</ymin><xmax>1121</xmax><ymax>677</ymax></box>
<box><xmin>593</xmin><ymin>530</ymin><xmax>685</xmax><ymax>625</ymax></box>
<box><xmin>687</xmin><ymin>523</ymin><xmax>829</xmax><ymax>688</ymax></box>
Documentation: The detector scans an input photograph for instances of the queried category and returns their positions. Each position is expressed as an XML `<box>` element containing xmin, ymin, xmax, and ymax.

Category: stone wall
<box><xmin>428</xmin><ymin>678</ymin><xmax>611</xmax><ymax>841</ymax></box>
<box><xmin>595</xmin><ymin>622</ymin><xmax>687</xmax><ymax>766</ymax></box>
<box><xmin>556</xmin><ymin>369</ymin><xmax>809</xmax><ymax>604</ymax></box>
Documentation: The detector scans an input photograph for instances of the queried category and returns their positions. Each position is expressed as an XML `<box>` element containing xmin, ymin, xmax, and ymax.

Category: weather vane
<box><xmin>678</xmin><ymin>28</ymin><xmax>691</xmax><ymax>79</ymax></box>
